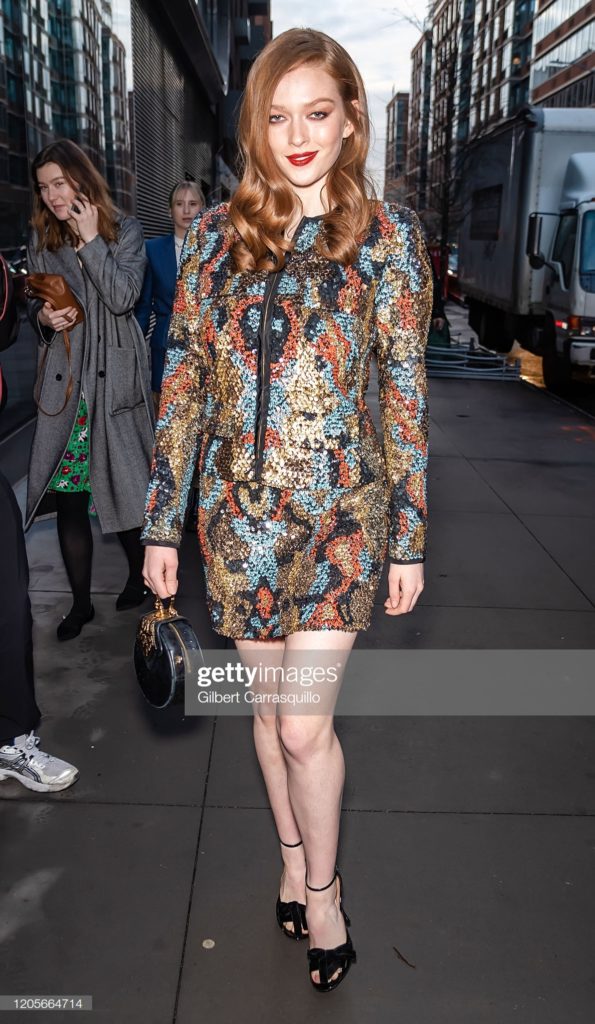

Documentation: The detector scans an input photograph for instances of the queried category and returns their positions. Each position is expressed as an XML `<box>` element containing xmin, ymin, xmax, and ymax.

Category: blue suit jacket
<box><xmin>135</xmin><ymin>235</ymin><xmax>177</xmax><ymax>350</ymax></box>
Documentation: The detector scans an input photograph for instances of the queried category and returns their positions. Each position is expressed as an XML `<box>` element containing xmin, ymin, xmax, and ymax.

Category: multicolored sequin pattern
<box><xmin>197</xmin><ymin>452</ymin><xmax>389</xmax><ymax>639</ymax></box>
<box><xmin>142</xmin><ymin>201</ymin><xmax>431</xmax><ymax>562</ymax></box>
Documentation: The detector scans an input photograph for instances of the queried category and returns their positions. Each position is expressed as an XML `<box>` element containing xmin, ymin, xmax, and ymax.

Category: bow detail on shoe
<box><xmin>307</xmin><ymin>940</ymin><xmax>357</xmax><ymax>990</ymax></box>
<box><xmin>276</xmin><ymin>896</ymin><xmax>308</xmax><ymax>940</ymax></box>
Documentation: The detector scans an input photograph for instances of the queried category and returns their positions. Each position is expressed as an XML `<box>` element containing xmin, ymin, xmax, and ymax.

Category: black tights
<box><xmin>55</xmin><ymin>492</ymin><xmax>144</xmax><ymax>612</ymax></box>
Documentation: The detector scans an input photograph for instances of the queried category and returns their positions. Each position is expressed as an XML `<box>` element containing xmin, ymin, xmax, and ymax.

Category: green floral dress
<box><xmin>48</xmin><ymin>393</ymin><xmax>91</xmax><ymax>493</ymax></box>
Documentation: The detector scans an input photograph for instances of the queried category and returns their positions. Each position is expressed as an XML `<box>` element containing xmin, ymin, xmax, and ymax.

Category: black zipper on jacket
<box><xmin>253</xmin><ymin>216</ymin><xmax>306</xmax><ymax>478</ymax></box>
<box><xmin>253</xmin><ymin>268</ymin><xmax>282</xmax><ymax>479</ymax></box>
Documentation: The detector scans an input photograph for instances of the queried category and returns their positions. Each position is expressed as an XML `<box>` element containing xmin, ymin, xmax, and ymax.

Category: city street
<box><xmin>446</xmin><ymin>302</ymin><xmax>595</xmax><ymax>420</ymax></box>
<box><xmin>1</xmin><ymin>319</ymin><xmax>594</xmax><ymax>1022</ymax></box>
<box><xmin>2</xmin><ymin>0</ymin><xmax>595</xmax><ymax>1017</ymax></box>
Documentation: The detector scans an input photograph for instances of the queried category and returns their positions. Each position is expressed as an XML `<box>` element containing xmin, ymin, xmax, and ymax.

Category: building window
<box><xmin>532</xmin><ymin>22</ymin><xmax>595</xmax><ymax>91</ymax></box>
<box><xmin>533</xmin><ymin>0</ymin><xmax>585</xmax><ymax>48</ymax></box>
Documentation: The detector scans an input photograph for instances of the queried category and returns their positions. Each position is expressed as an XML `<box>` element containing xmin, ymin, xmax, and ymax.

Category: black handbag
<box><xmin>134</xmin><ymin>596</ymin><xmax>203</xmax><ymax>709</ymax></box>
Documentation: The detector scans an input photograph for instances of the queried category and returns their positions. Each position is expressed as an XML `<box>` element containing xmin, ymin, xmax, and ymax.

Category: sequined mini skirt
<box><xmin>196</xmin><ymin>470</ymin><xmax>389</xmax><ymax>640</ymax></box>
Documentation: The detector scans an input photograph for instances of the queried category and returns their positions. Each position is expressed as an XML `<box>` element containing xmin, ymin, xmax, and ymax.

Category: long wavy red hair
<box><xmin>229</xmin><ymin>28</ymin><xmax>377</xmax><ymax>272</ymax></box>
<box><xmin>30</xmin><ymin>139</ymin><xmax>120</xmax><ymax>252</ymax></box>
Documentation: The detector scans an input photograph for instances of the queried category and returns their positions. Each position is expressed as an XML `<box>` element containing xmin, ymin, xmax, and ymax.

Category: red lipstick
<box><xmin>287</xmin><ymin>152</ymin><xmax>317</xmax><ymax>166</ymax></box>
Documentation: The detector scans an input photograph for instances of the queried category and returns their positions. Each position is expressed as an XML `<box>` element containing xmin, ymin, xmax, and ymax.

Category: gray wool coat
<box><xmin>25</xmin><ymin>214</ymin><xmax>155</xmax><ymax>533</ymax></box>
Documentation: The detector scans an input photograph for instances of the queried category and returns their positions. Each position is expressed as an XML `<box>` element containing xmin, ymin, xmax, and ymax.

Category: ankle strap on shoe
<box><xmin>306</xmin><ymin>868</ymin><xmax>338</xmax><ymax>892</ymax></box>
<box><xmin>279</xmin><ymin>838</ymin><xmax>303</xmax><ymax>848</ymax></box>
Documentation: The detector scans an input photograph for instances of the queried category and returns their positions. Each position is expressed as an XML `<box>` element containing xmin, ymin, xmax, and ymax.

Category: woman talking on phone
<box><xmin>142</xmin><ymin>29</ymin><xmax>431</xmax><ymax>993</ymax></box>
<box><xmin>25</xmin><ymin>139</ymin><xmax>154</xmax><ymax>641</ymax></box>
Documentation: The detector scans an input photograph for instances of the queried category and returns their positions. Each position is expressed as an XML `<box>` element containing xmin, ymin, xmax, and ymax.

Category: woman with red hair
<box><xmin>143</xmin><ymin>28</ymin><xmax>431</xmax><ymax>992</ymax></box>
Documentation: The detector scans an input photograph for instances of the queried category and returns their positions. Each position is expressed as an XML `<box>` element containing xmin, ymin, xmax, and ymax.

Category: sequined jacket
<box><xmin>142</xmin><ymin>200</ymin><xmax>432</xmax><ymax>562</ymax></box>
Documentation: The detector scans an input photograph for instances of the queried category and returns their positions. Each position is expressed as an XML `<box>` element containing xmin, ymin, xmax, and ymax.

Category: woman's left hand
<box><xmin>384</xmin><ymin>563</ymin><xmax>424</xmax><ymax>615</ymax></box>
<box><xmin>69</xmin><ymin>192</ymin><xmax>99</xmax><ymax>245</ymax></box>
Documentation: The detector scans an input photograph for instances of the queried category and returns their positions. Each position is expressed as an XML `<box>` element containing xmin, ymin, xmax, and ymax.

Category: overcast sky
<box><xmin>271</xmin><ymin>2</ymin><xmax>425</xmax><ymax>194</ymax></box>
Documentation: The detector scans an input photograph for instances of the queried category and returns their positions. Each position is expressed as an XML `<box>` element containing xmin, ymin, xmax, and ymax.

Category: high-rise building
<box><xmin>0</xmin><ymin>1</ymin><xmax>272</xmax><ymax>250</ymax></box>
<box><xmin>49</xmin><ymin>0</ymin><xmax>104</xmax><ymax>163</ymax></box>
<box><xmin>405</xmin><ymin>0</ymin><xmax>594</xmax><ymax>257</ymax></box>
<box><xmin>470</xmin><ymin>0</ymin><xmax>535</xmax><ymax>138</ymax></box>
<box><xmin>0</xmin><ymin>1</ymin><xmax>52</xmax><ymax>249</ymax></box>
<box><xmin>220</xmin><ymin>1</ymin><xmax>274</xmax><ymax>202</ymax></box>
<box><xmin>407</xmin><ymin>28</ymin><xmax>432</xmax><ymax>211</ymax></box>
<box><xmin>530</xmin><ymin>0</ymin><xmax>595</xmax><ymax>107</ymax></box>
<box><xmin>426</xmin><ymin>0</ymin><xmax>475</xmax><ymax>238</ymax></box>
<box><xmin>129</xmin><ymin>0</ymin><xmax>216</xmax><ymax>235</ymax></box>
<box><xmin>102</xmin><ymin>14</ymin><xmax>134</xmax><ymax>210</ymax></box>
<box><xmin>130</xmin><ymin>0</ymin><xmax>273</xmax><ymax>236</ymax></box>
<box><xmin>384</xmin><ymin>91</ymin><xmax>409</xmax><ymax>203</ymax></box>
<box><xmin>0</xmin><ymin>0</ymin><xmax>133</xmax><ymax>251</ymax></box>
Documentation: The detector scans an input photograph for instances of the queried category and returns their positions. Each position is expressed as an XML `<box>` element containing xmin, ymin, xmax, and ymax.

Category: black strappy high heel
<box><xmin>306</xmin><ymin>869</ymin><xmax>357</xmax><ymax>992</ymax></box>
<box><xmin>276</xmin><ymin>839</ymin><xmax>308</xmax><ymax>941</ymax></box>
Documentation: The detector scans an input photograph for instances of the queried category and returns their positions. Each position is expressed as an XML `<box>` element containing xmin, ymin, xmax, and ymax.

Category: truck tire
<box><xmin>542</xmin><ymin>342</ymin><xmax>573</xmax><ymax>395</ymax></box>
<box><xmin>542</xmin><ymin>318</ymin><xmax>572</xmax><ymax>394</ymax></box>
<box><xmin>467</xmin><ymin>300</ymin><xmax>481</xmax><ymax>334</ymax></box>
<box><xmin>478</xmin><ymin>308</ymin><xmax>512</xmax><ymax>354</ymax></box>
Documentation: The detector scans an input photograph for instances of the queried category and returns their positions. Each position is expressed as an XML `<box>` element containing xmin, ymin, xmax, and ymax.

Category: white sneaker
<box><xmin>0</xmin><ymin>733</ymin><xmax>79</xmax><ymax>792</ymax></box>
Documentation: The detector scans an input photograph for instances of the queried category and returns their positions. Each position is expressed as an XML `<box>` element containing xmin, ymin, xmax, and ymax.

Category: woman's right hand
<box><xmin>143</xmin><ymin>544</ymin><xmax>179</xmax><ymax>599</ymax></box>
<box><xmin>38</xmin><ymin>301</ymin><xmax>78</xmax><ymax>331</ymax></box>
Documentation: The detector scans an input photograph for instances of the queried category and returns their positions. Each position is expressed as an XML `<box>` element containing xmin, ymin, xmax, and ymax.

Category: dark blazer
<box><xmin>135</xmin><ymin>234</ymin><xmax>177</xmax><ymax>350</ymax></box>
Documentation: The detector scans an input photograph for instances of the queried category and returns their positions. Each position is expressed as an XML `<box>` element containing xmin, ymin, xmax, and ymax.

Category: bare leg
<box><xmin>277</xmin><ymin>629</ymin><xmax>357</xmax><ymax>983</ymax></box>
<box><xmin>235</xmin><ymin>637</ymin><xmax>307</xmax><ymax>933</ymax></box>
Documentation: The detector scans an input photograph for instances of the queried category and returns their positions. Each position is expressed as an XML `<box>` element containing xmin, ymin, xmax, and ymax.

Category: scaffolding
<box><xmin>426</xmin><ymin>339</ymin><xmax>522</xmax><ymax>380</ymax></box>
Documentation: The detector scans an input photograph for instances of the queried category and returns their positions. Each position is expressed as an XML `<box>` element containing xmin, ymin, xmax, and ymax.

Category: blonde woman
<box><xmin>142</xmin><ymin>29</ymin><xmax>431</xmax><ymax>992</ymax></box>
<box><xmin>135</xmin><ymin>180</ymin><xmax>205</xmax><ymax>405</ymax></box>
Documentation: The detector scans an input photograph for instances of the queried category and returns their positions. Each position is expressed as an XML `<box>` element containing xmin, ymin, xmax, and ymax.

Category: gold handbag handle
<box><xmin>137</xmin><ymin>594</ymin><xmax>180</xmax><ymax>659</ymax></box>
<box><xmin>154</xmin><ymin>595</ymin><xmax>179</xmax><ymax>618</ymax></box>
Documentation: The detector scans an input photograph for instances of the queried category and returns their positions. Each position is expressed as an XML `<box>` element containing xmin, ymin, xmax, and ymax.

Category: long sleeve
<box><xmin>141</xmin><ymin>216</ymin><xmax>209</xmax><ymax>547</ymax></box>
<box><xmin>135</xmin><ymin>251</ymin><xmax>154</xmax><ymax>336</ymax></box>
<box><xmin>77</xmin><ymin>215</ymin><xmax>147</xmax><ymax>315</ymax></box>
<box><xmin>373</xmin><ymin>205</ymin><xmax>432</xmax><ymax>564</ymax></box>
<box><xmin>25</xmin><ymin>235</ymin><xmax>56</xmax><ymax>347</ymax></box>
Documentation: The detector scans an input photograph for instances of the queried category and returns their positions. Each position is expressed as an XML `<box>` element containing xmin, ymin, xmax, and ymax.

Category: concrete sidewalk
<box><xmin>1</xmin><ymin>351</ymin><xmax>595</xmax><ymax>1022</ymax></box>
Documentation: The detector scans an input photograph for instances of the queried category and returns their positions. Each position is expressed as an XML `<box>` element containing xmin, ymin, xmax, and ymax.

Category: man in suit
<box><xmin>135</xmin><ymin>181</ymin><xmax>205</xmax><ymax>415</ymax></box>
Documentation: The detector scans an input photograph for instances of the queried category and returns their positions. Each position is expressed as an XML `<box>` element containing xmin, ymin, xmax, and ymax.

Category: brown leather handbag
<box><xmin>24</xmin><ymin>273</ymin><xmax>85</xmax><ymax>417</ymax></box>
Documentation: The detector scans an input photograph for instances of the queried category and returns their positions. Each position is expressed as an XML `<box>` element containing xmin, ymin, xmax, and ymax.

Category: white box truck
<box><xmin>457</xmin><ymin>105</ymin><xmax>595</xmax><ymax>393</ymax></box>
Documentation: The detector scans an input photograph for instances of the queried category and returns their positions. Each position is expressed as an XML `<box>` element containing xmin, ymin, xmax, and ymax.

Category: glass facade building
<box><xmin>0</xmin><ymin>0</ymin><xmax>133</xmax><ymax>253</ymax></box>
<box><xmin>0</xmin><ymin>0</ymin><xmax>272</xmax><ymax>251</ymax></box>
<box><xmin>531</xmin><ymin>0</ymin><xmax>595</xmax><ymax>106</ymax></box>
<box><xmin>0</xmin><ymin>0</ymin><xmax>271</xmax><ymax>438</ymax></box>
